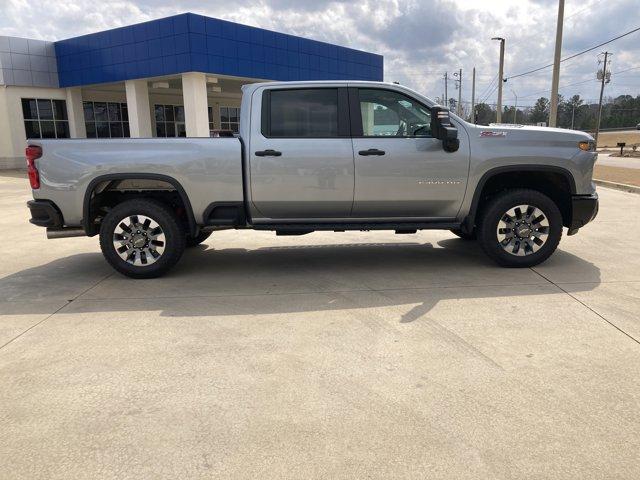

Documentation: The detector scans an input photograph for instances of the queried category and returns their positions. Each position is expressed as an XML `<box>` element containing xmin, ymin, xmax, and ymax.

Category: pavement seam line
<box><xmin>0</xmin><ymin>272</ymin><xmax>114</xmax><ymax>352</ymax></box>
<box><xmin>530</xmin><ymin>268</ymin><xmax>640</xmax><ymax>347</ymax></box>
<box><xmin>53</xmin><ymin>281</ymin><xmax>552</xmax><ymax>302</ymax></box>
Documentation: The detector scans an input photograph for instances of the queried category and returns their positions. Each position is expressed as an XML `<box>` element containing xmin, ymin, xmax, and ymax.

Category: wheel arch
<box><xmin>82</xmin><ymin>173</ymin><xmax>197</xmax><ymax>237</ymax></box>
<box><xmin>464</xmin><ymin>165</ymin><xmax>576</xmax><ymax>231</ymax></box>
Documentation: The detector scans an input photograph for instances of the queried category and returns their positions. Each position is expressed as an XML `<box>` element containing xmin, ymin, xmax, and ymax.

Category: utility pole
<box><xmin>595</xmin><ymin>51</ymin><xmax>611</xmax><ymax>146</ymax></box>
<box><xmin>470</xmin><ymin>67</ymin><xmax>476</xmax><ymax>123</ymax></box>
<box><xmin>511</xmin><ymin>88</ymin><xmax>518</xmax><ymax>124</ymax></box>
<box><xmin>454</xmin><ymin>69</ymin><xmax>463</xmax><ymax>116</ymax></box>
<box><xmin>443</xmin><ymin>72</ymin><xmax>448</xmax><ymax>108</ymax></box>
<box><xmin>492</xmin><ymin>37</ymin><xmax>505</xmax><ymax>123</ymax></box>
<box><xmin>571</xmin><ymin>103</ymin><xmax>575</xmax><ymax>129</ymax></box>
<box><xmin>549</xmin><ymin>0</ymin><xmax>565</xmax><ymax>127</ymax></box>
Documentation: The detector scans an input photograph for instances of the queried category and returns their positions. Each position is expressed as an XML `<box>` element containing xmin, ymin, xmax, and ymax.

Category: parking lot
<box><xmin>1</xmin><ymin>170</ymin><xmax>639</xmax><ymax>479</ymax></box>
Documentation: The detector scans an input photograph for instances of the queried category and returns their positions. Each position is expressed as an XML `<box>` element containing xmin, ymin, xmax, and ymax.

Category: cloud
<box><xmin>1</xmin><ymin>0</ymin><xmax>638</xmax><ymax>106</ymax></box>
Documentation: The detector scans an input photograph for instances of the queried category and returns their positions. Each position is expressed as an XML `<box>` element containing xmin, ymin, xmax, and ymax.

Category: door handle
<box><xmin>255</xmin><ymin>149</ymin><xmax>282</xmax><ymax>157</ymax></box>
<box><xmin>358</xmin><ymin>148</ymin><xmax>385</xmax><ymax>156</ymax></box>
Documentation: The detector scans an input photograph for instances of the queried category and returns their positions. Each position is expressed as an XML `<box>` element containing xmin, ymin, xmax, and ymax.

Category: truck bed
<box><xmin>30</xmin><ymin>137</ymin><xmax>244</xmax><ymax>225</ymax></box>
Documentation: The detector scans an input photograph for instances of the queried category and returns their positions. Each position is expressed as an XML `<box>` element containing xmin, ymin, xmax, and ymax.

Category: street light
<box><xmin>492</xmin><ymin>37</ymin><xmax>505</xmax><ymax>123</ymax></box>
<box><xmin>511</xmin><ymin>88</ymin><xmax>518</xmax><ymax>124</ymax></box>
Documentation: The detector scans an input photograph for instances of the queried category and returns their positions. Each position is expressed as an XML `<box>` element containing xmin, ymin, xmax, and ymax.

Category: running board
<box><xmin>256</xmin><ymin>222</ymin><xmax>460</xmax><ymax>233</ymax></box>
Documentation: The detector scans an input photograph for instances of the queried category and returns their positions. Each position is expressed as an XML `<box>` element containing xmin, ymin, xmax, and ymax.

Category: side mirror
<box><xmin>430</xmin><ymin>106</ymin><xmax>459</xmax><ymax>152</ymax></box>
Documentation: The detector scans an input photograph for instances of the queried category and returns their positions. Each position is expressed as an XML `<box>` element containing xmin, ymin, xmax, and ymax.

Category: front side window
<box><xmin>22</xmin><ymin>98</ymin><xmax>70</xmax><ymax>139</ymax></box>
<box><xmin>266</xmin><ymin>89</ymin><xmax>338</xmax><ymax>138</ymax></box>
<box><xmin>83</xmin><ymin>102</ymin><xmax>130</xmax><ymax>138</ymax></box>
<box><xmin>220</xmin><ymin>106</ymin><xmax>240</xmax><ymax>133</ymax></box>
<box><xmin>358</xmin><ymin>89</ymin><xmax>432</xmax><ymax>137</ymax></box>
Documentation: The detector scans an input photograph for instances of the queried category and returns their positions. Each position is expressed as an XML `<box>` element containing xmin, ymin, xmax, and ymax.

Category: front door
<box><xmin>350</xmin><ymin>88</ymin><xmax>469</xmax><ymax>219</ymax></box>
<box><xmin>249</xmin><ymin>87</ymin><xmax>354</xmax><ymax>220</ymax></box>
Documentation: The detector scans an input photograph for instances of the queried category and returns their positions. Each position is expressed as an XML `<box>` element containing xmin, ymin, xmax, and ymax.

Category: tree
<box><xmin>562</xmin><ymin>95</ymin><xmax>584</xmax><ymax>129</ymax></box>
<box><xmin>530</xmin><ymin>97</ymin><xmax>550</xmax><ymax>124</ymax></box>
<box><xmin>473</xmin><ymin>103</ymin><xmax>495</xmax><ymax>125</ymax></box>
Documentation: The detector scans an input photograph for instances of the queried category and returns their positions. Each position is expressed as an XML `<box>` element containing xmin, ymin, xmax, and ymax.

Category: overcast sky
<box><xmin>1</xmin><ymin>0</ymin><xmax>638</xmax><ymax>107</ymax></box>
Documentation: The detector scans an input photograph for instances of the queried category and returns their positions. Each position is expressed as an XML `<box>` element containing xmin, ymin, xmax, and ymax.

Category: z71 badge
<box><xmin>479</xmin><ymin>131</ymin><xmax>507</xmax><ymax>138</ymax></box>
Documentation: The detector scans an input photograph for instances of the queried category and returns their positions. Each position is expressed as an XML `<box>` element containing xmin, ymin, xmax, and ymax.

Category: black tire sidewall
<box><xmin>478</xmin><ymin>189</ymin><xmax>563</xmax><ymax>267</ymax></box>
<box><xmin>99</xmin><ymin>199</ymin><xmax>186</xmax><ymax>278</ymax></box>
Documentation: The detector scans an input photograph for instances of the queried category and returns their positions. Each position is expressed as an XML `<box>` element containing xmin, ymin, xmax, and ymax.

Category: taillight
<box><xmin>25</xmin><ymin>145</ymin><xmax>42</xmax><ymax>189</ymax></box>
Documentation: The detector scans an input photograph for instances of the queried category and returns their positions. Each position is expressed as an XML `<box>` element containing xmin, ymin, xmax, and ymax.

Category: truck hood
<box><xmin>468</xmin><ymin>123</ymin><xmax>594</xmax><ymax>143</ymax></box>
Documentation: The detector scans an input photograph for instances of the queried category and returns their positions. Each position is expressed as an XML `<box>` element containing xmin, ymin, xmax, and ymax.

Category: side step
<box><xmin>256</xmin><ymin>222</ymin><xmax>460</xmax><ymax>233</ymax></box>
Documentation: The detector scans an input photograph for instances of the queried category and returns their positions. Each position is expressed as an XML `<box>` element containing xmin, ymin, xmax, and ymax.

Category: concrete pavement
<box><xmin>1</xmin><ymin>171</ymin><xmax>639</xmax><ymax>479</ymax></box>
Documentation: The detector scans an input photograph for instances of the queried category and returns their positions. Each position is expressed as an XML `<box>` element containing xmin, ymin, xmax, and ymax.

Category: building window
<box><xmin>207</xmin><ymin>107</ymin><xmax>215</xmax><ymax>133</ymax></box>
<box><xmin>22</xmin><ymin>98</ymin><xmax>70</xmax><ymax>139</ymax></box>
<box><xmin>220</xmin><ymin>106</ymin><xmax>240</xmax><ymax>133</ymax></box>
<box><xmin>83</xmin><ymin>102</ymin><xmax>130</xmax><ymax>138</ymax></box>
<box><xmin>154</xmin><ymin>104</ymin><xmax>186</xmax><ymax>137</ymax></box>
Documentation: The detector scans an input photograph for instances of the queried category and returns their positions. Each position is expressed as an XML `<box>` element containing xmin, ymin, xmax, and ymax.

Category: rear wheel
<box><xmin>186</xmin><ymin>230</ymin><xmax>212</xmax><ymax>247</ymax></box>
<box><xmin>99</xmin><ymin>199</ymin><xmax>185</xmax><ymax>278</ymax></box>
<box><xmin>477</xmin><ymin>189</ymin><xmax>562</xmax><ymax>267</ymax></box>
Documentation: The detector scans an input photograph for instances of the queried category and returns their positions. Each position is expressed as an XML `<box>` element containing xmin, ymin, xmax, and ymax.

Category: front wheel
<box><xmin>99</xmin><ymin>199</ymin><xmax>186</xmax><ymax>278</ymax></box>
<box><xmin>477</xmin><ymin>189</ymin><xmax>563</xmax><ymax>267</ymax></box>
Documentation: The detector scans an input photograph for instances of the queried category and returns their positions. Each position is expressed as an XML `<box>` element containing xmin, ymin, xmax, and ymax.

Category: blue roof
<box><xmin>54</xmin><ymin>13</ymin><xmax>384</xmax><ymax>87</ymax></box>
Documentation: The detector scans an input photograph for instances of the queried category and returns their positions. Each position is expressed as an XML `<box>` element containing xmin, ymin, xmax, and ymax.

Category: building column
<box><xmin>66</xmin><ymin>87</ymin><xmax>86</xmax><ymax>138</ymax></box>
<box><xmin>125</xmin><ymin>80</ymin><xmax>152</xmax><ymax>138</ymax></box>
<box><xmin>182</xmin><ymin>72</ymin><xmax>210</xmax><ymax>137</ymax></box>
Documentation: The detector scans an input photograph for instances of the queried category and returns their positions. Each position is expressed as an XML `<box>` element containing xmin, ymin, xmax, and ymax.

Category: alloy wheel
<box><xmin>112</xmin><ymin>214</ymin><xmax>166</xmax><ymax>266</ymax></box>
<box><xmin>496</xmin><ymin>204</ymin><xmax>550</xmax><ymax>256</ymax></box>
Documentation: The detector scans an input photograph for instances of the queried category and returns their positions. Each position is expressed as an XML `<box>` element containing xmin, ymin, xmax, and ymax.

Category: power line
<box><xmin>516</xmin><ymin>65</ymin><xmax>640</xmax><ymax>99</ymax></box>
<box><xmin>564</xmin><ymin>0</ymin><xmax>605</xmax><ymax>21</ymax></box>
<box><xmin>612</xmin><ymin>65</ymin><xmax>640</xmax><ymax>75</ymax></box>
<box><xmin>518</xmin><ymin>78</ymin><xmax>597</xmax><ymax>99</ymax></box>
<box><xmin>477</xmin><ymin>74</ymin><xmax>498</xmax><ymax>103</ymax></box>
<box><xmin>480</xmin><ymin>81</ymin><xmax>500</xmax><ymax>105</ymax></box>
<box><xmin>506</xmin><ymin>25</ymin><xmax>640</xmax><ymax>80</ymax></box>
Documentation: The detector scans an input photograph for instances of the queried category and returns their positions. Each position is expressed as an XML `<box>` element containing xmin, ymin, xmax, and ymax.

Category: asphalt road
<box><xmin>597</xmin><ymin>153</ymin><xmax>640</xmax><ymax>169</ymax></box>
<box><xmin>1</xmin><ymin>171</ymin><xmax>639</xmax><ymax>479</ymax></box>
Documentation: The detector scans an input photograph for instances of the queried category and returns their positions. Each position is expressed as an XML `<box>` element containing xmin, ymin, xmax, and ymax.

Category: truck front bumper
<box><xmin>568</xmin><ymin>193</ymin><xmax>598</xmax><ymax>235</ymax></box>
<box><xmin>27</xmin><ymin>200</ymin><xmax>63</xmax><ymax>228</ymax></box>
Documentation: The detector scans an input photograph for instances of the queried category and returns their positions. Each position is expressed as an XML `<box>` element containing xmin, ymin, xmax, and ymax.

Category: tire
<box><xmin>450</xmin><ymin>228</ymin><xmax>476</xmax><ymax>240</ymax></box>
<box><xmin>186</xmin><ymin>230</ymin><xmax>212</xmax><ymax>247</ymax></box>
<box><xmin>477</xmin><ymin>189</ymin><xmax>563</xmax><ymax>267</ymax></box>
<box><xmin>99</xmin><ymin>199</ymin><xmax>186</xmax><ymax>278</ymax></box>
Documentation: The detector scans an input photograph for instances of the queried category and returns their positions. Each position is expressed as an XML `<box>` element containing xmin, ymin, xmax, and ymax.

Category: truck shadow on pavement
<box><xmin>0</xmin><ymin>237</ymin><xmax>601</xmax><ymax>322</ymax></box>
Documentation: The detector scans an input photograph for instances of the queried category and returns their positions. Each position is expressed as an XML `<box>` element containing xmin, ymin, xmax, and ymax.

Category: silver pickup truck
<box><xmin>26</xmin><ymin>80</ymin><xmax>598</xmax><ymax>278</ymax></box>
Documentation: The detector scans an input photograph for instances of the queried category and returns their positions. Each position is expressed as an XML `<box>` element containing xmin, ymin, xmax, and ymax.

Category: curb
<box><xmin>594</xmin><ymin>178</ymin><xmax>640</xmax><ymax>194</ymax></box>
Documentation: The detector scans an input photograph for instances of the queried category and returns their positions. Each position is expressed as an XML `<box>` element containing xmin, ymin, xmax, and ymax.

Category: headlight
<box><xmin>578</xmin><ymin>141</ymin><xmax>596</xmax><ymax>152</ymax></box>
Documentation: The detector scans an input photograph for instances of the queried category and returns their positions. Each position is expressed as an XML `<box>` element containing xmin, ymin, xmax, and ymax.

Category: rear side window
<box><xmin>263</xmin><ymin>89</ymin><xmax>339</xmax><ymax>138</ymax></box>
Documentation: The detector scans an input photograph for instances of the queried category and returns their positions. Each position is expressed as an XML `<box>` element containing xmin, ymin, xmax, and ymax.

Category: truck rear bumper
<box><xmin>568</xmin><ymin>193</ymin><xmax>598</xmax><ymax>235</ymax></box>
<box><xmin>27</xmin><ymin>200</ymin><xmax>63</xmax><ymax>228</ymax></box>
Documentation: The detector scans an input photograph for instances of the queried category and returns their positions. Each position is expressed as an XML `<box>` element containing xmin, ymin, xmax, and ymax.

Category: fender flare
<box><xmin>82</xmin><ymin>173</ymin><xmax>197</xmax><ymax>236</ymax></box>
<box><xmin>464</xmin><ymin>164</ymin><xmax>576</xmax><ymax>231</ymax></box>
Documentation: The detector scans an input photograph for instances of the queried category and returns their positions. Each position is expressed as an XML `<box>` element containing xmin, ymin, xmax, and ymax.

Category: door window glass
<box><xmin>358</xmin><ymin>89</ymin><xmax>432</xmax><ymax>137</ymax></box>
<box><xmin>267</xmin><ymin>89</ymin><xmax>338</xmax><ymax>138</ymax></box>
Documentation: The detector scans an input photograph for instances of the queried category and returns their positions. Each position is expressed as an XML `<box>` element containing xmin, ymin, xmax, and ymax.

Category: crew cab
<box><xmin>26</xmin><ymin>81</ymin><xmax>599</xmax><ymax>278</ymax></box>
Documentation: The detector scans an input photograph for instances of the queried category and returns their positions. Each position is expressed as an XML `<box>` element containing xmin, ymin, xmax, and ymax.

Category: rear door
<box><xmin>248</xmin><ymin>87</ymin><xmax>354</xmax><ymax>220</ymax></box>
<box><xmin>350</xmin><ymin>87</ymin><xmax>469</xmax><ymax>219</ymax></box>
